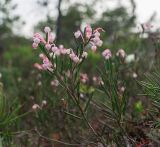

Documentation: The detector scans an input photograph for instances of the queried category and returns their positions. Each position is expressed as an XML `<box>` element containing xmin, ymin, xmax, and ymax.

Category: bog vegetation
<box><xmin>0</xmin><ymin>0</ymin><xmax>160</xmax><ymax>146</ymax></box>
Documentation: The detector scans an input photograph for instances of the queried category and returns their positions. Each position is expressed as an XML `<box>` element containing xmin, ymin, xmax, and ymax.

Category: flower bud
<box><xmin>91</xmin><ymin>46</ymin><xmax>97</xmax><ymax>52</ymax></box>
<box><xmin>116</xmin><ymin>49</ymin><xmax>126</xmax><ymax>58</ymax></box>
<box><xmin>32</xmin><ymin>104</ymin><xmax>40</xmax><ymax>110</ymax></box>
<box><xmin>52</xmin><ymin>46</ymin><xmax>58</xmax><ymax>52</ymax></box>
<box><xmin>44</xmin><ymin>26</ymin><xmax>51</xmax><ymax>33</ymax></box>
<box><xmin>74</xmin><ymin>30</ymin><xmax>81</xmax><ymax>38</ymax></box>
<box><xmin>82</xmin><ymin>51</ymin><xmax>88</xmax><ymax>58</ymax></box>
<box><xmin>49</xmin><ymin>33</ymin><xmax>55</xmax><ymax>42</ymax></box>
<box><xmin>94</xmin><ymin>31</ymin><xmax>100</xmax><ymax>37</ymax></box>
<box><xmin>32</xmin><ymin>42</ymin><xmax>38</xmax><ymax>49</ymax></box>
<box><xmin>42</xmin><ymin>100</ymin><xmax>47</xmax><ymax>106</ymax></box>
<box><xmin>102</xmin><ymin>49</ymin><xmax>112</xmax><ymax>60</ymax></box>
<box><xmin>45</xmin><ymin>43</ymin><xmax>51</xmax><ymax>50</ymax></box>
<box><xmin>73</xmin><ymin>56</ymin><xmax>79</xmax><ymax>63</ymax></box>
<box><xmin>96</xmin><ymin>40</ymin><xmax>103</xmax><ymax>47</ymax></box>
<box><xmin>33</xmin><ymin>38</ymin><xmax>40</xmax><ymax>44</ymax></box>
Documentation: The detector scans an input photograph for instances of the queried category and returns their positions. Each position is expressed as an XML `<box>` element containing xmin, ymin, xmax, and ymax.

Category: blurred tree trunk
<box><xmin>56</xmin><ymin>0</ymin><xmax>62</xmax><ymax>44</ymax></box>
<box><xmin>151</xmin><ymin>34</ymin><xmax>160</xmax><ymax>66</ymax></box>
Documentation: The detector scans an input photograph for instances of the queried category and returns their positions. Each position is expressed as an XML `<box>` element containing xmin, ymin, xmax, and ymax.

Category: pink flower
<box><xmin>54</xmin><ymin>49</ymin><xmax>61</xmax><ymax>56</ymax></box>
<box><xmin>33</xmin><ymin>38</ymin><xmax>40</xmax><ymax>44</ymax></box>
<box><xmin>91</xmin><ymin>45</ymin><xmax>97</xmax><ymax>52</ymax></box>
<box><xmin>72</xmin><ymin>56</ymin><xmax>80</xmax><ymax>63</ymax></box>
<box><xmin>102</xmin><ymin>49</ymin><xmax>112</xmax><ymax>59</ymax></box>
<box><xmin>69</xmin><ymin>51</ymin><xmax>81</xmax><ymax>63</ymax></box>
<box><xmin>85</xmin><ymin>25</ymin><xmax>92</xmax><ymax>39</ymax></box>
<box><xmin>84</xmin><ymin>26</ymin><xmax>104</xmax><ymax>51</ymax></box>
<box><xmin>32</xmin><ymin>104</ymin><xmax>41</xmax><ymax>110</ymax></box>
<box><xmin>74</xmin><ymin>30</ymin><xmax>81</xmax><ymax>38</ymax></box>
<box><xmin>92</xmin><ymin>36</ymin><xmax>103</xmax><ymax>47</ymax></box>
<box><xmin>94</xmin><ymin>32</ymin><xmax>100</xmax><ymax>37</ymax></box>
<box><xmin>73</xmin><ymin>25</ymin><xmax>103</xmax><ymax>52</ymax></box>
<box><xmin>44</xmin><ymin>26</ymin><xmax>51</xmax><ymax>33</ymax></box>
<box><xmin>60</xmin><ymin>49</ymin><xmax>67</xmax><ymax>55</ymax></box>
<box><xmin>86</xmin><ymin>25</ymin><xmax>92</xmax><ymax>32</ymax></box>
<box><xmin>45</xmin><ymin>43</ymin><xmax>51</xmax><ymax>50</ymax></box>
<box><xmin>32</xmin><ymin>42</ymin><xmax>38</xmax><ymax>49</ymax></box>
<box><xmin>82</xmin><ymin>51</ymin><xmax>88</xmax><ymax>58</ymax></box>
<box><xmin>96</xmin><ymin>40</ymin><xmax>103</xmax><ymax>47</ymax></box>
<box><xmin>80</xmin><ymin>73</ymin><xmax>88</xmax><ymax>83</ymax></box>
<box><xmin>34</xmin><ymin>63</ymin><xmax>43</xmax><ymax>70</ymax></box>
<box><xmin>39</xmin><ymin>53</ymin><xmax>45</xmax><ymax>59</ymax></box>
<box><xmin>69</xmin><ymin>52</ymin><xmax>76</xmax><ymax>59</ymax></box>
<box><xmin>59</xmin><ymin>45</ymin><xmax>68</xmax><ymax>55</ymax></box>
<box><xmin>59</xmin><ymin>45</ymin><xmax>63</xmax><ymax>49</ymax></box>
<box><xmin>51</xmin><ymin>46</ymin><xmax>61</xmax><ymax>56</ymax></box>
<box><xmin>39</xmin><ymin>55</ymin><xmax>53</xmax><ymax>71</ymax></box>
<box><xmin>66</xmin><ymin>49</ymin><xmax>71</xmax><ymax>54</ymax></box>
<box><xmin>52</xmin><ymin>46</ymin><xmax>58</xmax><ymax>52</ymax></box>
<box><xmin>33</xmin><ymin>27</ymin><xmax>55</xmax><ymax>50</ymax></box>
<box><xmin>116</xmin><ymin>49</ymin><xmax>126</xmax><ymax>58</ymax></box>
<box><xmin>49</xmin><ymin>33</ymin><xmax>55</xmax><ymax>42</ymax></box>
<box><xmin>92</xmin><ymin>76</ymin><xmax>97</xmax><ymax>82</ymax></box>
<box><xmin>42</xmin><ymin>57</ymin><xmax>52</xmax><ymax>70</ymax></box>
<box><xmin>33</xmin><ymin>33</ymin><xmax>46</xmax><ymax>44</ymax></box>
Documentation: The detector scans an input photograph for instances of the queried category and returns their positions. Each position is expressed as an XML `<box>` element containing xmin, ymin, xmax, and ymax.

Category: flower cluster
<box><xmin>39</xmin><ymin>53</ymin><xmax>53</xmax><ymax>71</ymax></box>
<box><xmin>32</xmin><ymin>27</ymin><xmax>55</xmax><ymax>49</ymax></box>
<box><xmin>32</xmin><ymin>100</ymin><xmax>47</xmax><ymax>111</ymax></box>
<box><xmin>32</xmin><ymin>25</ymin><xmax>105</xmax><ymax>72</ymax></box>
<box><xmin>34</xmin><ymin>54</ymin><xmax>54</xmax><ymax>71</ymax></box>
<box><xmin>32</xmin><ymin>26</ymin><xmax>126</xmax><ymax>73</ymax></box>
<box><xmin>51</xmin><ymin>45</ymin><xmax>70</xmax><ymax>56</ymax></box>
<box><xmin>74</xmin><ymin>25</ymin><xmax>104</xmax><ymax>52</ymax></box>
<box><xmin>102</xmin><ymin>49</ymin><xmax>126</xmax><ymax>60</ymax></box>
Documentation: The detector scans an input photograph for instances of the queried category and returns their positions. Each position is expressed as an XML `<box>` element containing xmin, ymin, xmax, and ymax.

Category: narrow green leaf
<box><xmin>84</xmin><ymin>93</ymin><xmax>93</xmax><ymax>112</ymax></box>
<box><xmin>64</xmin><ymin>111</ymin><xmax>82</xmax><ymax>120</ymax></box>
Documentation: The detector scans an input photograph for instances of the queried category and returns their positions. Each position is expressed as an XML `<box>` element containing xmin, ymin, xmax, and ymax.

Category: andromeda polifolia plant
<box><xmin>32</xmin><ymin>23</ymin><xmax>134</xmax><ymax>146</ymax></box>
<box><xmin>32</xmin><ymin>25</ymin><xmax>107</xmax><ymax>144</ymax></box>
